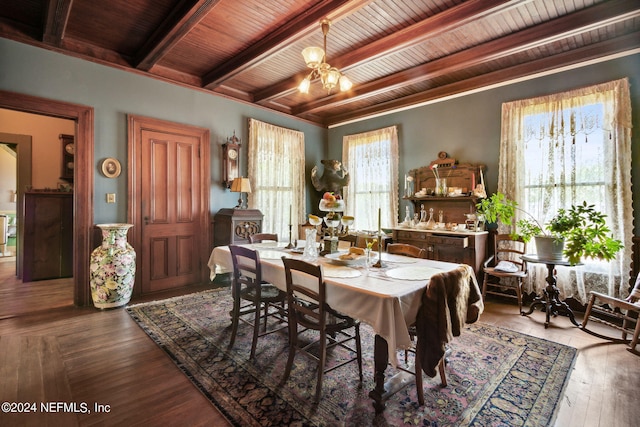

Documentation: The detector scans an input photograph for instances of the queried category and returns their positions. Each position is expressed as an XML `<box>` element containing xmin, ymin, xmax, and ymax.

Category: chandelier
<box><xmin>299</xmin><ymin>19</ymin><xmax>352</xmax><ymax>94</ymax></box>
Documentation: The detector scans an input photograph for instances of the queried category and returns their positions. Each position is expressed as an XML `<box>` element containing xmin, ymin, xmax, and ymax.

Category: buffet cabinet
<box><xmin>23</xmin><ymin>191</ymin><xmax>73</xmax><ymax>282</ymax></box>
<box><xmin>392</xmin><ymin>228</ymin><xmax>487</xmax><ymax>275</ymax></box>
<box><xmin>213</xmin><ymin>208</ymin><xmax>263</xmax><ymax>247</ymax></box>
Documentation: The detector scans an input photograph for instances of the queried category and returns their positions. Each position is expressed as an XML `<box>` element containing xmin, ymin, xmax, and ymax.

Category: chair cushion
<box><xmin>494</xmin><ymin>260</ymin><xmax>519</xmax><ymax>273</ymax></box>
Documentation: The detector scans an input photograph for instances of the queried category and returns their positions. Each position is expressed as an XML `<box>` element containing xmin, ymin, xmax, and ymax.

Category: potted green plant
<box><xmin>476</xmin><ymin>193</ymin><xmax>623</xmax><ymax>265</ymax></box>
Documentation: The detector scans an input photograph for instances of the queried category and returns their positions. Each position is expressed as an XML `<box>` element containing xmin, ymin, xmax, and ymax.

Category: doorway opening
<box><xmin>0</xmin><ymin>90</ymin><xmax>95</xmax><ymax>310</ymax></box>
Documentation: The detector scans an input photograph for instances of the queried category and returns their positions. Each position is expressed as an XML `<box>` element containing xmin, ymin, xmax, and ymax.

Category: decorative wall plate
<box><xmin>100</xmin><ymin>157</ymin><xmax>121</xmax><ymax>178</ymax></box>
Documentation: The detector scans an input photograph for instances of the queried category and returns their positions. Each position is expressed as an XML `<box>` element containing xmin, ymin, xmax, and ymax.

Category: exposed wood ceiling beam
<box><xmin>202</xmin><ymin>0</ymin><xmax>373</xmax><ymax>90</ymax></box>
<box><xmin>325</xmin><ymin>32</ymin><xmax>640</xmax><ymax>127</ymax></box>
<box><xmin>42</xmin><ymin>0</ymin><xmax>73</xmax><ymax>45</ymax></box>
<box><xmin>252</xmin><ymin>0</ymin><xmax>526</xmax><ymax>103</ymax></box>
<box><xmin>135</xmin><ymin>0</ymin><xmax>221</xmax><ymax>71</ymax></box>
<box><xmin>293</xmin><ymin>0</ymin><xmax>640</xmax><ymax>116</ymax></box>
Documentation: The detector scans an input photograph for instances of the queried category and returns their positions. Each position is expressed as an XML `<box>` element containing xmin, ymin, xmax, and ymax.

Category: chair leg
<box><xmin>315</xmin><ymin>328</ymin><xmax>328</xmax><ymax>402</ymax></box>
<box><xmin>438</xmin><ymin>358</ymin><xmax>447</xmax><ymax>387</ymax></box>
<box><xmin>630</xmin><ymin>317</ymin><xmax>640</xmax><ymax>353</ymax></box>
<box><xmin>581</xmin><ymin>293</ymin><xmax>596</xmax><ymax>329</ymax></box>
<box><xmin>228</xmin><ymin>295</ymin><xmax>241</xmax><ymax>350</ymax></box>
<box><xmin>250</xmin><ymin>301</ymin><xmax>261</xmax><ymax>359</ymax></box>
<box><xmin>282</xmin><ymin>322</ymin><xmax>297</xmax><ymax>385</ymax></box>
<box><xmin>355</xmin><ymin>323</ymin><xmax>363</xmax><ymax>381</ymax></box>
<box><xmin>516</xmin><ymin>278</ymin><xmax>523</xmax><ymax>315</ymax></box>
<box><xmin>482</xmin><ymin>274</ymin><xmax>489</xmax><ymax>299</ymax></box>
<box><xmin>414</xmin><ymin>348</ymin><xmax>425</xmax><ymax>406</ymax></box>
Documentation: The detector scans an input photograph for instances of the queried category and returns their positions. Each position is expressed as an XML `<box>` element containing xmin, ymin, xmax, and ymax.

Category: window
<box><xmin>248</xmin><ymin>118</ymin><xmax>305</xmax><ymax>240</ymax></box>
<box><xmin>342</xmin><ymin>126</ymin><xmax>399</xmax><ymax>231</ymax></box>
<box><xmin>499</xmin><ymin>78</ymin><xmax>633</xmax><ymax>301</ymax></box>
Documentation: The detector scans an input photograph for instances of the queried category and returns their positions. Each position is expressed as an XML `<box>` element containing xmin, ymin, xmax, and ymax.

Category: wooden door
<box><xmin>129</xmin><ymin>116</ymin><xmax>210</xmax><ymax>295</ymax></box>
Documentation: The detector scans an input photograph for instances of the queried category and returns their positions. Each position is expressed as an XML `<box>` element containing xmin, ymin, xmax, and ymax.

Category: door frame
<box><xmin>128</xmin><ymin>114</ymin><xmax>210</xmax><ymax>295</ymax></box>
<box><xmin>0</xmin><ymin>90</ymin><xmax>95</xmax><ymax>306</ymax></box>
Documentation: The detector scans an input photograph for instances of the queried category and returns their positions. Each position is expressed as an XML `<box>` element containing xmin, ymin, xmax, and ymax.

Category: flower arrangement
<box><xmin>366</xmin><ymin>238</ymin><xmax>378</xmax><ymax>250</ymax></box>
<box><xmin>430</xmin><ymin>164</ymin><xmax>440</xmax><ymax>179</ymax></box>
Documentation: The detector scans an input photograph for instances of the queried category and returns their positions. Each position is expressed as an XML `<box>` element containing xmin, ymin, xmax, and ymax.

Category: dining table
<box><xmin>208</xmin><ymin>242</ymin><xmax>466</xmax><ymax>413</ymax></box>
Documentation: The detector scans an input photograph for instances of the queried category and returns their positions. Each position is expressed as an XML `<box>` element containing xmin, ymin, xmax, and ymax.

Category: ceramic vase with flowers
<box><xmin>90</xmin><ymin>223</ymin><xmax>136</xmax><ymax>309</ymax></box>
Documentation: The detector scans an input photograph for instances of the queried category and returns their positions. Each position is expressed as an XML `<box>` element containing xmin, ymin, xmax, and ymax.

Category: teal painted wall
<box><xmin>0</xmin><ymin>38</ymin><xmax>326</xmax><ymax>222</ymax></box>
<box><xmin>2</xmin><ymin>37</ymin><xmax>638</xmax><ymax>231</ymax></box>
<box><xmin>328</xmin><ymin>53</ymin><xmax>640</xmax><ymax>230</ymax></box>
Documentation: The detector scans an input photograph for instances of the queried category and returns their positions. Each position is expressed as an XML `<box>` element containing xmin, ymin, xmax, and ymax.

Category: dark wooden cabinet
<box><xmin>23</xmin><ymin>192</ymin><xmax>73</xmax><ymax>281</ymax></box>
<box><xmin>213</xmin><ymin>208</ymin><xmax>263</xmax><ymax>247</ymax></box>
<box><xmin>393</xmin><ymin>228</ymin><xmax>487</xmax><ymax>275</ymax></box>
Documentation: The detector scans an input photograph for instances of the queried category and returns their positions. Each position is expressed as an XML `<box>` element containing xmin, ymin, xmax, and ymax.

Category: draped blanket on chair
<box><xmin>416</xmin><ymin>265</ymin><xmax>484</xmax><ymax>377</ymax></box>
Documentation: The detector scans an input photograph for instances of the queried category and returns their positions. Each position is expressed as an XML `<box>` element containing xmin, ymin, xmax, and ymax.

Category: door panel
<box><xmin>140</xmin><ymin>129</ymin><xmax>202</xmax><ymax>293</ymax></box>
<box><xmin>129</xmin><ymin>115</ymin><xmax>210</xmax><ymax>297</ymax></box>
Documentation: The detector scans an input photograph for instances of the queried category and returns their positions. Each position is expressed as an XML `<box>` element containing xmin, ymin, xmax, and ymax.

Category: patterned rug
<box><xmin>127</xmin><ymin>288</ymin><xmax>576</xmax><ymax>426</ymax></box>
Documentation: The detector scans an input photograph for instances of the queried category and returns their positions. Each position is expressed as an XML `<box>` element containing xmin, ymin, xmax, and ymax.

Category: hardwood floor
<box><xmin>1</xmin><ymin>258</ymin><xmax>638</xmax><ymax>426</ymax></box>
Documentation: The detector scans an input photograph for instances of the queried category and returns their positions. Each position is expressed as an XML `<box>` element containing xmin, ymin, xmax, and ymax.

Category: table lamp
<box><xmin>230</xmin><ymin>177</ymin><xmax>251</xmax><ymax>209</ymax></box>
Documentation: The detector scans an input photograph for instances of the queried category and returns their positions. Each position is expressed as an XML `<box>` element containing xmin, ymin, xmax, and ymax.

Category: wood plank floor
<box><xmin>1</xmin><ymin>257</ymin><xmax>638</xmax><ymax>426</ymax></box>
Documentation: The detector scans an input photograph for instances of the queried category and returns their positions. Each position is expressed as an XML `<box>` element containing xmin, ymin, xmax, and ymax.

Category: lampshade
<box><xmin>298</xmin><ymin>76</ymin><xmax>312</xmax><ymax>94</ymax></box>
<box><xmin>321</xmin><ymin>67</ymin><xmax>341</xmax><ymax>90</ymax></box>
<box><xmin>301</xmin><ymin>46</ymin><xmax>324</xmax><ymax>68</ymax></box>
<box><xmin>230</xmin><ymin>177</ymin><xmax>251</xmax><ymax>193</ymax></box>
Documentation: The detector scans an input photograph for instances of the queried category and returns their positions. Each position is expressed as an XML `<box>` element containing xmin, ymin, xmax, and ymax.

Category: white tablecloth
<box><xmin>207</xmin><ymin>244</ymin><xmax>462</xmax><ymax>366</ymax></box>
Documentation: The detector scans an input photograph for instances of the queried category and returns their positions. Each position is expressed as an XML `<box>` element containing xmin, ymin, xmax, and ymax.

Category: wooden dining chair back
<box><xmin>281</xmin><ymin>257</ymin><xmax>363</xmax><ymax>402</ymax></box>
<box><xmin>482</xmin><ymin>234</ymin><xmax>528</xmax><ymax>314</ymax></box>
<box><xmin>249</xmin><ymin>233</ymin><xmax>278</xmax><ymax>243</ymax></box>
<box><xmin>387</xmin><ymin>243</ymin><xmax>427</xmax><ymax>258</ymax></box>
<box><xmin>228</xmin><ymin>245</ymin><xmax>287</xmax><ymax>359</ymax></box>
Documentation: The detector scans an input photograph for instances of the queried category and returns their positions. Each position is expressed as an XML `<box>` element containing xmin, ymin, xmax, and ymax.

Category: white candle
<box><xmin>289</xmin><ymin>204</ymin><xmax>292</xmax><ymax>226</ymax></box>
<box><xmin>378</xmin><ymin>208</ymin><xmax>381</xmax><ymax>234</ymax></box>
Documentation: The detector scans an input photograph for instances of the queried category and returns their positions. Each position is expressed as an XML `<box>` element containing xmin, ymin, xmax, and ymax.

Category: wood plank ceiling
<box><xmin>1</xmin><ymin>0</ymin><xmax>639</xmax><ymax>127</ymax></box>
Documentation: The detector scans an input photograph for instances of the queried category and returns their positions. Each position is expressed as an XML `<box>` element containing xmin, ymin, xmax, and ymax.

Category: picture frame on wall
<box><xmin>100</xmin><ymin>157</ymin><xmax>121</xmax><ymax>178</ymax></box>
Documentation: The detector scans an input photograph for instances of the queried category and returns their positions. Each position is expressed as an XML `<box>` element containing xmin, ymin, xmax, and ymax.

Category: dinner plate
<box><xmin>322</xmin><ymin>265</ymin><xmax>362</xmax><ymax>278</ymax></box>
<box><xmin>324</xmin><ymin>251</ymin><xmax>373</xmax><ymax>266</ymax></box>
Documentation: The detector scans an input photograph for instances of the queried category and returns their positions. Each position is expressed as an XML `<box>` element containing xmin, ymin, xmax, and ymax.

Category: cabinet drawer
<box><xmin>429</xmin><ymin>235</ymin><xmax>468</xmax><ymax>248</ymax></box>
<box><xmin>397</xmin><ymin>230</ymin><xmax>428</xmax><ymax>240</ymax></box>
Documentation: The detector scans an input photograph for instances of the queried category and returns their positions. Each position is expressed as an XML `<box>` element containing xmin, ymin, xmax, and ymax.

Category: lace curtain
<box><xmin>342</xmin><ymin>125</ymin><xmax>399</xmax><ymax>231</ymax></box>
<box><xmin>498</xmin><ymin>78</ymin><xmax>633</xmax><ymax>303</ymax></box>
<box><xmin>248</xmin><ymin>118</ymin><xmax>305</xmax><ymax>240</ymax></box>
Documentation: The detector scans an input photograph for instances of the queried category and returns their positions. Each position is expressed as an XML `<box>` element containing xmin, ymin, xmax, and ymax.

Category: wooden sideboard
<box><xmin>213</xmin><ymin>208</ymin><xmax>263</xmax><ymax>247</ymax></box>
<box><xmin>23</xmin><ymin>191</ymin><xmax>73</xmax><ymax>282</ymax></box>
<box><xmin>392</xmin><ymin>228</ymin><xmax>488</xmax><ymax>275</ymax></box>
<box><xmin>397</xmin><ymin>154</ymin><xmax>489</xmax><ymax>275</ymax></box>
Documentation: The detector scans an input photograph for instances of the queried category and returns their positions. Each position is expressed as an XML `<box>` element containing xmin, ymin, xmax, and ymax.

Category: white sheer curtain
<box><xmin>499</xmin><ymin>78</ymin><xmax>633</xmax><ymax>303</ymax></box>
<box><xmin>248</xmin><ymin>118</ymin><xmax>305</xmax><ymax>240</ymax></box>
<box><xmin>342</xmin><ymin>125</ymin><xmax>399</xmax><ymax>231</ymax></box>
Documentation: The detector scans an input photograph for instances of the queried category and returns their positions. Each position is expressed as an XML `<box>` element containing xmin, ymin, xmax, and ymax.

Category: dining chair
<box><xmin>228</xmin><ymin>245</ymin><xmax>287</xmax><ymax>359</ymax></box>
<box><xmin>387</xmin><ymin>243</ymin><xmax>427</xmax><ymax>258</ymax></box>
<box><xmin>281</xmin><ymin>257</ymin><xmax>363</xmax><ymax>402</ymax></box>
<box><xmin>402</xmin><ymin>265</ymin><xmax>483</xmax><ymax>405</ymax></box>
<box><xmin>249</xmin><ymin>233</ymin><xmax>278</xmax><ymax>243</ymax></box>
<box><xmin>389</xmin><ymin>243</ymin><xmax>428</xmax><ymax>363</ymax></box>
<box><xmin>481</xmin><ymin>234</ymin><xmax>528</xmax><ymax>314</ymax></box>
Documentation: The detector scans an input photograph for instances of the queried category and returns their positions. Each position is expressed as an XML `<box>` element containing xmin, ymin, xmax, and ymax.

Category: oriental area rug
<box><xmin>127</xmin><ymin>289</ymin><xmax>576</xmax><ymax>427</ymax></box>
